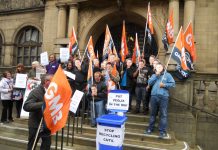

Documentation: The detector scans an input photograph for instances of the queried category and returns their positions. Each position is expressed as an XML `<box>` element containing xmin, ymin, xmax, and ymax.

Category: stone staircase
<box><xmin>0</xmin><ymin>112</ymin><xmax>201</xmax><ymax>150</ymax></box>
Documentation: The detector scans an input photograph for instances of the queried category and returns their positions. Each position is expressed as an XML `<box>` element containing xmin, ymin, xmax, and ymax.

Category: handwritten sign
<box><xmin>60</xmin><ymin>48</ymin><xmax>69</xmax><ymax>62</ymax></box>
<box><xmin>40</xmin><ymin>52</ymin><xmax>49</xmax><ymax>66</ymax></box>
<box><xmin>64</xmin><ymin>71</ymin><xmax>76</xmax><ymax>80</ymax></box>
<box><xmin>69</xmin><ymin>90</ymin><xmax>84</xmax><ymax>113</ymax></box>
<box><xmin>107</xmin><ymin>90</ymin><xmax>129</xmax><ymax>111</ymax></box>
<box><xmin>20</xmin><ymin>79</ymin><xmax>41</xmax><ymax>118</ymax></box>
<box><xmin>96</xmin><ymin>124</ymin><xmax>125</xmax><ymax>147</ymax></box>
<box><xmin>14</xmin><ymin>73</ymin><xmax>28</xmax><ymax>88</ymax></box>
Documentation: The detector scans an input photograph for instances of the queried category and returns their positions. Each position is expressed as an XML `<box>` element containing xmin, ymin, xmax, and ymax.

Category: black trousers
<box><xmin>15</xmin><ymin>99</ymin><xmax>23</xmax><ymax>118</ymax></box>
<box><xmin>1</xmin><ymin>100</ymin><xmax>13</xmax><ymax>122</ymax></box>
<box><xmin>121</xmin><ymin>86</ymin><xmax>133</xmax><ymax>110</ymax></box>
<box><xmin>27</xmin><ymin>127</ymin><xmax>51</xmax><ymax>150</ymax></box>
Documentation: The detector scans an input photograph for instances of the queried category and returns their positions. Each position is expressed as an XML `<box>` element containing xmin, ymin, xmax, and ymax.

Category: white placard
<box><xmin>40</xmin><ymin>52</ymin><xmax>49</xmax><ymax>66</ymax></box>
<box><xmin>64</xmin><ymin>71</ymin><xmax>76</xmax><ymax>80</ymax></box>
<box><xmin>60</xmin><ymin>48</ymin><xmax>70</xmax><ymax>62</ymax></box>
<box><xmin>107</xmin><ymin>90</ymin><xmax>129</xmax><ymax>111</ymax></box>
<box><xmin>20</xmin><ymin>79</ymin><xmax>41</xmax><ymax>118</ymax></box>
<box><xmin>96</xmin><ymin>124</ymin><xmax>125</xmax><ymax>147</ymax></box>
<box><xmin>69</xmin><ymin>90</ymin><xmax>84</xmax><ymax>113</ymax></box>
<box><xmin>36</xmin><ymin>66</ymin><xmax>46</xmax><ymax>80</ymax></box>
<box><xmin>14</xmin><ymin>73</ymin><xmax>28</xmax><ymax>88</ymax></box>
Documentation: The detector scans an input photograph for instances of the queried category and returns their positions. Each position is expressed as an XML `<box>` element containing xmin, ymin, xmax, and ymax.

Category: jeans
<box><xmin>90</xmin><ymin>100</ymin><xmax>105</xmax><ymax>126</ymax></box>
<box><xmin>1</xmin><ymin>100</ymin><xmax>13</xmax><ymax>122</ymax></box>
<box><xmin>135</xmin><ymin>86</ymin><xmax>147</xmax><ymax>111</ymax></box>
<box><xmin>148</xmin><ymin>95</ymin><xmax>169</xmax><ymax>133</ymax></box>
<box><xmin>27</xmin><ymin>127</ymin><xmax>51</xmax><ymax>150</ymax></box>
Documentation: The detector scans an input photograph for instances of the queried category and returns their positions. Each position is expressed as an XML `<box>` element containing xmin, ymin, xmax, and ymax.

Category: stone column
<box><xmin>57</xmin><ymin>5</ymin><xmax>67</xmax><ymax>38</ymax></box>
<box><xmin>68</xmin><ymin>3</ymin><xmax>78</xmax><ymax>37</ymax></box>
<box><xmin>183</xmin><ymin>0</ymin><xmax>195</xmax><ymax>30</ymax></box>
<box><xmin>166</xmin><ymin>0</ymin><xmax>180</xmax><ymax>70</ymax></box>
<box><xmin>203</xmin><ymin>81</ymin><xmax>211</xmax><ymax>112</ymax></box>
<box><xmin>169</xmin><ymin>0</ymin><xmax>179</xmax><ymax>38</ymax></box>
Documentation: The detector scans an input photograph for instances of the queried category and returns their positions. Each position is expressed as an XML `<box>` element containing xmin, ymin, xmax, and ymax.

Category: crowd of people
<box><xmin>0</xmin><ymin>52</ymin><xmax>175</xmax><ymax>149</ymax></box>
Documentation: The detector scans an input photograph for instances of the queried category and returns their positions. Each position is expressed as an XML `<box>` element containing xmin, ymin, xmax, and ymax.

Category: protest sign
<box><xmin>14</xmin><ymin>73</ymin><xmax>28</xmax><ymax>88</ymax></box>
<box><xmin>60</xmin><ymin>48</ymin><xmax>70</xmax><ymax>62</ymax></box>
<box><xmin>36</xmin><ymin>66</ymin><xmax>46</xmax><ymax>80</ymax></box>
<box><xmin>20</xmin><ymin>79</ymin><xmax>41</xmax><ymax>118</ymax></box>
<box><xmin>64</xmin><ymin>70</ymin><xmax>76</xmax><ymax>80</ymax></box>
<box><xmin>40</xmin><ymin>52</ymin><xmax>49</xmax><ymax>66</ymax></box>
<box><xmin>96</xmin><ymin>124</ymin><xmax>125</xmax><ymax>147</ymax></box>
<box><xmin>107</xmin><ymin>90</ymin><xmax>129</xmax><ymax>111</ymax></box>
<box><xmin>69</xmin><ymin>90</ymin><xmax>84</xmax><ymax>113</ymax></box>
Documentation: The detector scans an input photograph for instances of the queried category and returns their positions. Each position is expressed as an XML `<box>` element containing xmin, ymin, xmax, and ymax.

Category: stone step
<box><xmin>0</xmin><ymin>123</ymin><xmax>190</xmax><ymax>150</ymax></box>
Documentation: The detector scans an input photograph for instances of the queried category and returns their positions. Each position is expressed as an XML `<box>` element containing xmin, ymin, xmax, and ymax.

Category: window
<box><xmin>0</xmin><ymin>35</ymin><xmax>2</xmax><ymax>66</ymax></box>
<box><xmin>16</xmin><ymin>26</ymin><xmax>42</xmax><ymax>66</ymax></box>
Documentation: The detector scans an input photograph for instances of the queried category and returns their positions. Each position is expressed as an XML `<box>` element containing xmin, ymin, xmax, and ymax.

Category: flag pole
<box><xmin>81</xmin><ymin>37</ymin><xmax>91</xmax><ymax>63</ymax></box>
<box><xmin>142</xmin><ymin>2</ymin><xmax>149</xmax><ymax>57</ymax></box>
<box><xmin>161</xmin><ymin>27</ymin><xmax>182</xmax><ymax>83</ymax></box>
<box><xmin>31</xmin><ymin>118</ymin><xmax>43</xmax><ymax>150</ymax></box>
<box><xmin>91</xmin><ymin>61</ymin><xmax>95</xmax><ymax>119</ymax></box>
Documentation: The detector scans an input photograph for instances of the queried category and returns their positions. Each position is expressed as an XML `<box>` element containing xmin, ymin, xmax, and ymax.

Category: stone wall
<box><xmin>194</xmin><ymin>0</ymin><xmax>218</xmax><ymax>72</ymax></box>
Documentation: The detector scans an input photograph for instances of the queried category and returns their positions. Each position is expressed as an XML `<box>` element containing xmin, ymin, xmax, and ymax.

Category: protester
<box><xmin>64</xmin><ymin>61</ymin><xmax>74</xmax><ymax>90</ymax></box>
<box><xmin>93</xmin><ymin>58</ymin><xmax>101</xmax><ymax>74</ymax></box>
<box><xmin>0</xmin><ymin>71</ymin><xmax>14</xmax><ymax>123</ymax></box>
<box><xmin>28</xmin><ymin>61</ymin><xmax>40</xmax><ymax>79</ymax></box>
<box><xmin>46</xmin><ymin>53</ymin><xmax>59</xmax><ymax>75</ymax></box>
<box><xmin>133</xmin><ymin>59</ymin><xmax>149</xmax><ymax>114</ymax></box>
<box><xmin>145</xmin><ymin>63</ymin><xmax>175</xmax><ymax>138</ymax></box>
<box><xmin>120</xmin><ymin>58</ymin><xmax>136</xmax><ymax>111</ymax></box>
<box><xmin>72</xmin><ymin>58</ymin><xmax>88</xmax><ymax>93</ymax></box>
<box><xmin>13</xmin><ymin>63</ymin><xmax>26</xmax><ymax>118</ymax></box>
<box><xmin>87</xmin><ymin>72</ymin><xmax>107</xmax><ymax>127</ymax></box>
<box><xmin>23</xmin><ymin>74</ymin><xmax>53</xmax><ymax>150</ymax></box>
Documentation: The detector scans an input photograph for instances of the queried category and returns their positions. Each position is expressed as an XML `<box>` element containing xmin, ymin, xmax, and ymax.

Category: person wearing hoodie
<box><xmin>0</xmin><ymin>71</ymin><xmax>14</xmax><ymax>123</ymax></box>
<box><xmin>145</xmin><ymin>63</ymin><xmax>175</xmax><ymax>138</ymax></box>
<box><xmin>46</xmin><ymin>53</ymin><xmax>59</xmax><ymax>75</ymax></box>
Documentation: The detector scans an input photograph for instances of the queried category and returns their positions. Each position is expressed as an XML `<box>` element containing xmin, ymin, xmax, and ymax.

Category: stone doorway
<box><xmin>94</xmin><ymin>22</ymin><xmax>158</xmax><ymax>62</ymax></box>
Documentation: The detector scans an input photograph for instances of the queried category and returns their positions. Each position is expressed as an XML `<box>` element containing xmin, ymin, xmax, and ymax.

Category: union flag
<box><xmin>184</xmin><ymin>22</ymin><xmax>196</xmax><ymax>61</ymax></box>
<box><xmin>132</xmin><ymin>33</ymin><xmax>140</xmax><ymax>64</ymax></box>
<box><xmin>43</xmin><ymin>66</ymin><xmax>72</xmax><ymax>134</ymax></box>
<box><xmin>85</xmin><ymin>36</ymin><xmax>96</xmax><ymax>61</ymax></box>
<box><xmin>172</xmin><ymin>27</ymin><xmax>189</xmax><ymax>70</ymax></box>
<box><xmin>69</xmin><ymin>27</ymin><xmax>79</xmax><ymax>55</ymax></box>
<box><xmin>147</xmin><ymin>2</ymin><xmax>154</xmax><ymax>34</ymax></box>
<box><xmin>120</xmin><ymin>21</ymin><xmax>129</xmax><ymax>62</ymax></box>
<box><xmin>102</xmin><ymin>25</ymin><xmax>117</xmax><ymax>60</ymax></box>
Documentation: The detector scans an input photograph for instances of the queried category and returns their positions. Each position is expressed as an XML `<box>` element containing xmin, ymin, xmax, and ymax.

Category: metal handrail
<box><xmin>170</xmin><ymin>97</ymin><xmax>218</xmax><ymax>118</ymax></box>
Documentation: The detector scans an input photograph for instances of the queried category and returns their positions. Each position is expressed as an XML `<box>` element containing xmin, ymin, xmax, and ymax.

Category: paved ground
<box><xmin>0</xmin><ymin>144</ymin><xmax>23</xmax><ymax>150</ymax></box>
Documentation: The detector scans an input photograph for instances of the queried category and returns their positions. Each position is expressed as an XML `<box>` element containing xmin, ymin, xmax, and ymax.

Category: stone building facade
<box><xmin>0</xmin><ymin>0</ymin><xmax>217</xmax><ymax>150</ymax></box>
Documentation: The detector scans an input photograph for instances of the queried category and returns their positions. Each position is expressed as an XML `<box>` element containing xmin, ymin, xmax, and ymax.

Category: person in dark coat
<box><xmin>23</xmin><ymin>74</ymin><xmax>53</xmax><ymax>150</ymax></box>
<box><xmin>120</xmin><ymin>58</ymin><xmax>137</xmax><ymax>111</ymax></box>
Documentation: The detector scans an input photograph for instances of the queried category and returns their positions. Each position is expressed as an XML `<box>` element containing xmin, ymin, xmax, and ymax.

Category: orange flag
<box><xmin>120</xmin><ymin>21</ymin><xmax>129</xmax><ymax>62</ymax></box>
<box><xmin>147</xmin><ymin>2</ymin><xmax>154</xmax><ymax>34</ymax></box>
<box><xmin>132</xmin><ymin>33</ymin><xmax>140</xmax><ymax>64</ymax></box>
<box><xmin>87</xmin><ymin>36</ymin><xmax>96</xmax><ymax>61</ymax></box>
<box><xmin>69</xmin><ymin>27</ymin><xmax>79</xmax><ymax>55</ymax></box>
<box><xmin>172</xmin><ymin>27</ymin><xmax>189</xmax><ymax>70</ymax></box>
<box><xmin>166</xmin><ymin>10</ymin><xmax>174</xmax><ymax>44</ymax></box>
<box><xmin>44</xmin><ymin>66</ymin><xmax>72</xmax><ymax>134</ymax></box>
<box><xmin>184</xmin><ymin>22</ymin><xmax>196</xmax><ymax>61</ymax></box>
<box><xmin>107</xmin><ymin>64</ymin><xmax>117</xmax><ymax>91</ymax></box>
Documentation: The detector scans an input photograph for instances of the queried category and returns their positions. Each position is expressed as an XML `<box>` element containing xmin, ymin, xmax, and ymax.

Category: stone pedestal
<box><xmin>68</xmin><ymin>3</ymin><xmax>78</xmax><ymax>38</ymax></box>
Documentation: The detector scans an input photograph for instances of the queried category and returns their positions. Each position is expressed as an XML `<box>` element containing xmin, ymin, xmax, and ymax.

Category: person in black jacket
<box><xmin>87</xmin><ymin>72</ymin><xmax>107</xmax><ymax>127</ymax></box>
<box><xmin>23</xmin><ymin>74</ymin><xmax>53</xmax><ymax>150</ymax></box>
<box><xmin>120</xmin><ymin>58</ymin><xmax>137</xmax><ymax>112</ymax></box>
<box><xmin>72</xmin><ymin>59</ymin><xmax>88</xmax><ymax>93</ymax></box>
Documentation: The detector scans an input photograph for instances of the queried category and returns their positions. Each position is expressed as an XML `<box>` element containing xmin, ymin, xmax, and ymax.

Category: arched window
<box><xmin>16</xmin><ymin>26</ymin><xmax>42</xmax><ymax>66</ymax></box>
<box><xmin>0</xmin><ymin>35</ymin><xmax>2</xmax><ymax>66</ymax></box>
